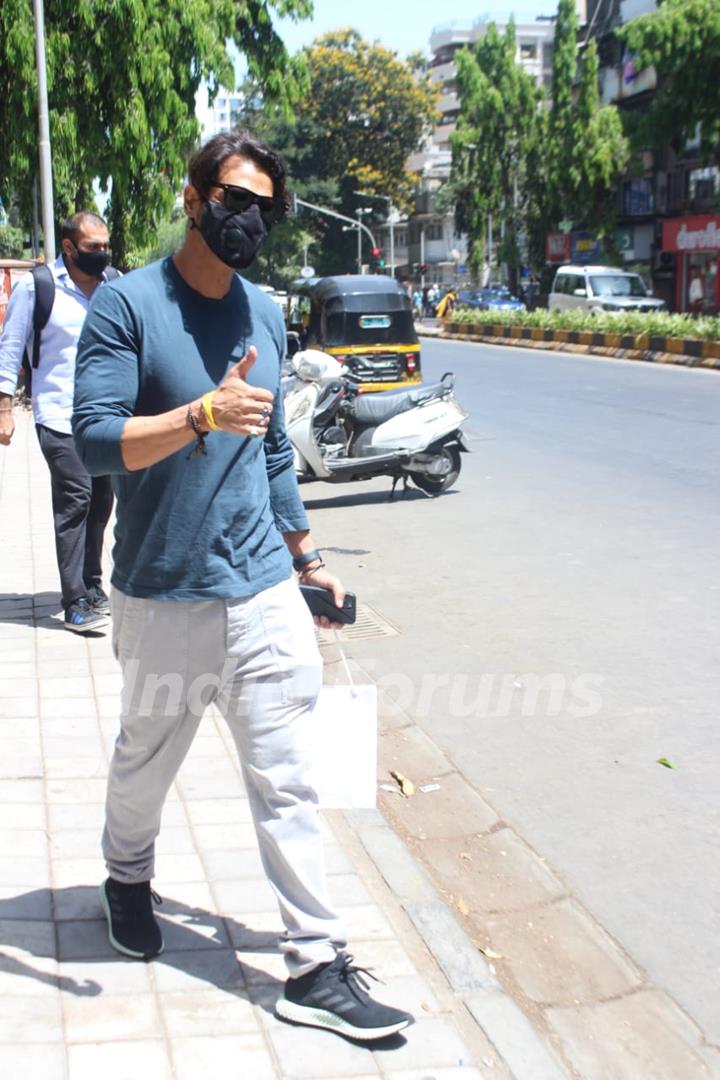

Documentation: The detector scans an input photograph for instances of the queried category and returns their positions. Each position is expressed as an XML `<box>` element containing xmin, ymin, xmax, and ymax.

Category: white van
<box><xmin>549</xmin><ymin>265</ymin><xmax>665</xmax><ymax>314</ymax></box>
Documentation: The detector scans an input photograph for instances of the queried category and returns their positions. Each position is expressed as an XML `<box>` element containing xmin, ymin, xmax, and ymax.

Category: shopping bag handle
<box><xmin>333</xmin><ymin>629</ymin><xmax>357</xmax><ymax>692</ymax></box>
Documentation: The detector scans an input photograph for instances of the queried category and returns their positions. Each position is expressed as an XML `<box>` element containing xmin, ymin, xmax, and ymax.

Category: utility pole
<box><xmin>356</xmin><ymin>207</ymin><xmax>371</xmax><ymax>273</ymax></box>
<box><xmin>420</xmin><ymin>226</ymin><xmax>426</xmax><ymax>292</ymax></box>
<box><xmin>355</xmin><ymin>191</ymin><xmax>395</xmax><ymax>276</ymax></box>
<box><xmin>33</xmin><ymin>0</ymin><xmax>55</xmax><ymax>261</ymax></box>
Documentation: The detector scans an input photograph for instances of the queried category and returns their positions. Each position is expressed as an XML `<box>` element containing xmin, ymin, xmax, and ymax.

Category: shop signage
<box><xmin>545</xmin><ymin>231</ymin><xmax>571</xmax><ymax>263</ymax></box>
<box><xmin>571</xmin><ymin>232</ymin><xmax>602</xmax><ymax>263</ymax></box>
<box><xmin>663</xmin><ymin>215</ymin><xmax>720</xmax><ymax>253</ymax></box>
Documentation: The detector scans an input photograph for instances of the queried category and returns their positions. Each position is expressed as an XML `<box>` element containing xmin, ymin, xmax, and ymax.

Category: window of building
<box><xmin>622</xmin><ymin>178</ymin><xmax>654</xmax><ymax>216</ymax></box>
<box><xmin>520</xmin><ymin>42</ymin><xmax>537</xmax><ymax>60</ymax></box>
<box><xmin>689</xmin><ymin>166</ymin><xmax>719</xmax><ymax>202</ymax></box>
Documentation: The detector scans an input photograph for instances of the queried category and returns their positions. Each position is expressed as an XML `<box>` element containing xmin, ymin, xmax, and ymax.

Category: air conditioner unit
<box><xmin>653</xmin><ymin>249</ymin><xmax>676</xmax><ymax>272</ymax></box>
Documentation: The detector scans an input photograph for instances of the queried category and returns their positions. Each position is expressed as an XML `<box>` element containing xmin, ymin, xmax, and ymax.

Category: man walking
<box><xmin>72</xmin><ymin>131</ymin><xmax>412</xmax><ymax>1041</ymax></box>
<box><xmin>0</xmin><ymin>211</ymin><xmax>115</xmax><ymax>632</ymax></box>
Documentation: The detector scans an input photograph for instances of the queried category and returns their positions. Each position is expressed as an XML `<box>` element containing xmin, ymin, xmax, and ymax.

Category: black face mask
<box><xmin>72</xmin><ymin>245</ymin><xmax>109</xmax><ymax>277</ymax></box>
<box><xmin>195</xmin><ymin>199</ymin><xmax>268</xmax><ymax>269</ymax></box>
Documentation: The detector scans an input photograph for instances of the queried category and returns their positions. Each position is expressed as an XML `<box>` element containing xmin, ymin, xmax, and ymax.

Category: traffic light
<box><xmin>371</xmin><ymin>246</ymin><xmax>386</xmax><ymax>271</ymax></box>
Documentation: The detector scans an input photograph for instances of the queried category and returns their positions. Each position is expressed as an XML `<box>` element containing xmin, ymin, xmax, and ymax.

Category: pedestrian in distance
<box><xmin>0</xmin><ymin>211</ymin><xmax>116</xmax><ymax>632</ymax></box>
<box><xmin>72</xmin><ymin>130</ymin><xmax>413</xmax><ymax>1042</ymax></box>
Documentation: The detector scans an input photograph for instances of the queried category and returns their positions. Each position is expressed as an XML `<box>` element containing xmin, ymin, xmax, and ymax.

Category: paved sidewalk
<box><xmin>0</xmin><ymin>411</ymin><xmax>505</xmax><ymax>1080</ymax></box>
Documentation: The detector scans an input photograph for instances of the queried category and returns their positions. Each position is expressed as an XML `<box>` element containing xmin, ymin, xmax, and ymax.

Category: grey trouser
<box><xmin>104</xmin><ymin>577</ymin><xmax>347</xmax><ymax>974</ymax></box>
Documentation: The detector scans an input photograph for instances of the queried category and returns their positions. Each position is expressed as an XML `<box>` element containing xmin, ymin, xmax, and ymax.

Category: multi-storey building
<box><xmin>584</xmin><ymin>0</ymin><xmax>719</xmax><ymax>313</ymax></box>
<box><xmin>394</xmin><ymin>14</ymin><xmax>560</xmax><ymax>286</ymax></box>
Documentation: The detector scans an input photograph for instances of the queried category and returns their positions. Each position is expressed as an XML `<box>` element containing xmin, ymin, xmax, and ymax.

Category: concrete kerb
<box><xmin>422</xmin><ymin>324</ymin><xmax>720</xmax><ymax>371</ymax></box>
<box><xmin>320</xmin><ymin>642</ymin><xmax>718</xmax><ymax>1079</ymax></box>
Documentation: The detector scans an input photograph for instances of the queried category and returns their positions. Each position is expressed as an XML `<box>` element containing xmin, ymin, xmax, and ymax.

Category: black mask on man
<box><xmin>72</xmin><ymin>245</ymin><xmax>109</xmax><ymax>278</ymax></box>
<box><xmin>195</xmin><ymin>199</ymin><xmax>268</xmax><ymax>269</ymax></box>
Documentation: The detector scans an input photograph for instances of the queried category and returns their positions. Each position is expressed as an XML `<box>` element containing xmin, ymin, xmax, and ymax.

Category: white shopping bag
<box><xmin>308</xmin><ymin>635</ymin><xmax>377</xmax><ymax>809</ymax></box>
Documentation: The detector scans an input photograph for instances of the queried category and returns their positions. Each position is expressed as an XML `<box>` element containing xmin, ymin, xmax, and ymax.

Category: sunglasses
<box><xmin>213</xmin><ymin>182</ymin><xmax>281</xmax><ymax>225</ymax></box>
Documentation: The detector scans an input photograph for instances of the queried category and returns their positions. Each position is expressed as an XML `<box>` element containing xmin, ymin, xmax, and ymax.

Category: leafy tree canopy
<box><xmin>619</xmin><ymin>0</ymin><xmax>720</xmax><ymax>159</ymax></box>
<box><xmin>0</xmin><ymin>0</ymin><xmax>311</xmax><ymax>267</ymax></box>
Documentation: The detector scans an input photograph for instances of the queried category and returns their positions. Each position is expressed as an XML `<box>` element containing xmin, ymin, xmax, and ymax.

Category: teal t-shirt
<box><xmin>73</xmin><ymin>257</ymin><xmax>308</xmax><ymax>600</ymax></box>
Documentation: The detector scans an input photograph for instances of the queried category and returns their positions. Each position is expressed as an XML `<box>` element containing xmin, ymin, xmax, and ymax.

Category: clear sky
<box><xmin>273</xmin><ymin>1</ymin><xmax>558</xmax><ymax>59</ymax></box>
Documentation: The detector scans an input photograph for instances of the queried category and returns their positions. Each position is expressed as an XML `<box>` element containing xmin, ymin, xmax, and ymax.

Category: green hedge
<box><xmin>449</xmin><ymin>306</ymin><xmax>720</xmax><ymax>341</ymax></box>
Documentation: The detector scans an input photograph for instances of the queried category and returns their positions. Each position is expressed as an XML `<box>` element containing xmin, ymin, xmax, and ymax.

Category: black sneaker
<box><xmin>275</xmin><ymin>952</ymin><xmax>413</xmax><ymax>1040</ymax></box>
<box><xmin>99</xmin><ymin>878</ymin><xmax>164</xmax><ymax>961</ymax></box>
<box><xmin>64</xmin><ymin>597</ymin><xmax>109</xmax><ymax>633</ymax></box>
<box><xmin>87</xmin><ymin>585</ymin><xmax>111</xmax><ymax>615</ymax></box>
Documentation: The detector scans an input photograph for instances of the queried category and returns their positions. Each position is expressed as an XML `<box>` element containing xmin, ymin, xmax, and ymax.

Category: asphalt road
<box><xmin>303</xmin><ymin>339</ymin><xmax>720</xmax><ymax>1045</ymax></box>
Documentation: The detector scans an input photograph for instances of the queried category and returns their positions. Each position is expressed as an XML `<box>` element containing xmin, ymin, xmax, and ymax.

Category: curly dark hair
<box><xmin>188</xmin><ymin>130</ymin><xmax>290</xmax><ymax>221</ymax></box>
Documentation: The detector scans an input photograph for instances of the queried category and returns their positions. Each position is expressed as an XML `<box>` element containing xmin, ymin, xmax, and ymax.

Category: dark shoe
<box><xmin>64</xmin><ymin>597</ymin><xmax>109</xmax><ymax>633</ymax></box>
<box><xmin>87</xmin><ymin>584</ymin><xmax>111</xmax><ymax>615</ymax></box>
<box><xmin>99</xmin><ymin>878</ymin><xmax>164</xmax><ymax>961</ymax></box>
<box><xmin>275</xmin><ymin>952</ymin><xmax>413</xmax><ymax>1040</ymax></box>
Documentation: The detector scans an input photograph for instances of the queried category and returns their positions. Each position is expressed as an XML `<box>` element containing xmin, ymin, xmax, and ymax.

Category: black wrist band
<box><xmin>293</xmin><ymin>549</ymin><xmax>322</xmax><ymax>572</ymax></box>
<box><xmin>186</xmin><ymin>404</ymin><xmax>207</xmax><ymax>458</ymax></box>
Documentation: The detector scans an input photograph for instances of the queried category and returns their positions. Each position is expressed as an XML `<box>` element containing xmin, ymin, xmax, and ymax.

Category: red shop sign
<box><xmin>663</xmin><ymin>214</ymin><xmax>720</xmax><ymax>253</ymax></box>
<box><xmin>545</xmin><ymin>231</ymin><xmax>571</xmax><ymax>263</ymax></box>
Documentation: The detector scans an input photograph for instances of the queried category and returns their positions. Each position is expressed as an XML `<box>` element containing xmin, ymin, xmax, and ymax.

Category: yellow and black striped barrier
<box><xmin>439</xmin><ymin>321</ymin><xmax>720</xmax><ymax>370</ymax></box>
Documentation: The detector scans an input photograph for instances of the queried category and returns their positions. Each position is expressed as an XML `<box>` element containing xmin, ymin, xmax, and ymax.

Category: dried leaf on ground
<box><xmin>390</xmin><ymin>770</ymin><xmax>416</xmax><ymax>797</ymax></box>
<box><xmin>478</xmin><ymin>946</ymin><xmax>505</xmax><ymax>960</ymax></box>
<box><xmin>457</xmin><ymin>895</ymin><xmax>470</xmax><ymax>916</ymax></box>
<box><xmin>459</xmin><ymin>851</ymin><xmax>472</xmax><ymax>861</ymax></box>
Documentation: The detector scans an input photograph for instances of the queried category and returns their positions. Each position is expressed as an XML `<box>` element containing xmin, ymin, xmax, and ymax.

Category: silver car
<box><xmin>550</xmin><ymin>265</ymin><xmax>665</xmax><ymax>314</ymax></box>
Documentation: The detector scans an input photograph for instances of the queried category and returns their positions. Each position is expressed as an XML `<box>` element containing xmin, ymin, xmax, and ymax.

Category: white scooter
<box><xmin>283</xmin><ymin>348</ymin><xmax>469</xmax><ymax>495</ymax></box>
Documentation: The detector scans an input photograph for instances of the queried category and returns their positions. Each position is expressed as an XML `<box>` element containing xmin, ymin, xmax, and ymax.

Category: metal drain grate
<box><xmin>316</xmin><ymin>602</ymin><xmax>400</xmax><ymax>643</ymax></box>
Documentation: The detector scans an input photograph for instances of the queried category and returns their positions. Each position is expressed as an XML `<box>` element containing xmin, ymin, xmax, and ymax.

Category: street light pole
<box><xmin>33</xmin><ymin>0</ymin><xmax>55</xmax><ymax>262</ymax></box>
<box><xmin>355</xmin><ymin>191</ymin><xmax>395</xmax><ymax>276</ymax></box>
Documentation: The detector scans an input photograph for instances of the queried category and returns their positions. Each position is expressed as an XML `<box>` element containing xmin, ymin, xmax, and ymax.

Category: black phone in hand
<box><xmin>300</xmin><ymin>585</ymin><xmax>357</xmax><ymax>625</ymax></box>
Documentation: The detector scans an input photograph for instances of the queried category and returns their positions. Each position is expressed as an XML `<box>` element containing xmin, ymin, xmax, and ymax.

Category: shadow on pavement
<box><xmin>0</xmin><ymin>886</ymin><xmax>409</xmax><ymax>1047</ymax></box>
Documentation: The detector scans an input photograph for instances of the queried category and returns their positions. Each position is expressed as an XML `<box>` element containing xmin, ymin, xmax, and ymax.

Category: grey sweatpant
<box><xmin>104</xmin><ymin>577</ymin><xmax>347</xmax><ymax>975</ymax></box>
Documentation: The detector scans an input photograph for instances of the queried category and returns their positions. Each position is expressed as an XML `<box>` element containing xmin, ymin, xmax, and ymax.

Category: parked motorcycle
<box><xmin>282</xmin><ymin>349</ymin><xmax>469</xmax><ymax>495</ymax></box>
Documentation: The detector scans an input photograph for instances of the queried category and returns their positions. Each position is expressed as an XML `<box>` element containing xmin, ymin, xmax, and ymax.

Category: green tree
<box><xmin>0</xmin><ymin>0</ymin><xmax>311</xmax><ymax>268</ymax></box>
<box><xmin>238</xmin><ymin>29</ymin><xmax>438</xmax><ymax>280</ymax></box>
<box><xmin>448</xmin><ymin>21</ymin><xmax>543</xmax><ymax>287</ymax></box>
<box><xmin>547</xmin><ymin>0</ymin><xmax>627</xmax><ymax>238</ymax></box>
<box><xmin>619</xmin><ymin>0</ymin><xmax>720</xmax><ymax>159</ymax></box>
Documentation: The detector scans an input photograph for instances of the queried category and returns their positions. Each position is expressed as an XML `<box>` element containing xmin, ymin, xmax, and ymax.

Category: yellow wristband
<box><xmin>201</xmin><ymin>392</ymin><xmax>220</xmax><ymax>432</ymax></box>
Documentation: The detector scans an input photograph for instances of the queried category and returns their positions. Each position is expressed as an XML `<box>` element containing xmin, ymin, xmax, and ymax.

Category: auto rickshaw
<box><xmin>288</xmin><ymin>275</ymin><xmax>422</xmax><ymax>392</ymax></box>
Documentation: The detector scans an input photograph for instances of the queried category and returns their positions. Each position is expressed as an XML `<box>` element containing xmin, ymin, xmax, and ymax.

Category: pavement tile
<box><xmin>0</xmin><ymin>827</ymin><xmax>48</xmax><ymax>858</ymax></box>
<box><xmin>58</xmin><ymin>957</ymin><xmax>153</xmax><ymax>997</ymax></box>
<box><xmin>171</xmin><ymin>1034</ymin><xmax>277</xmax><ymax>1080</ymax></box>
<box><xmin>224</xmin><ymin>910</ymin><xmax>286</xmax><ymax>951</ymax></box>
<box><xmin>483</xmin><ymin>897</ymin><xmax>642</xmax><ymax>1006</ymax></box>
<box><xmin>40</xmin><ymin>716</ymin><xmax>99</xmax><ymax>737</ymax></box>
<box><xmin>67</xmin><ymin>1040</ymin><xmax>172</xmax><ymax>1080</ymax></box>
<box><xmin>62</xmin><ymin>991</ymin><xmax>163</xmax><ymax>1042</ymax></box>
<box><xmin>183</xmin><ymin>735</ymin><xmax>229</xmax><ymax>759</ymax></box>
<box><xmin>202</xmin><ymin>847</ymin><xmax>265</xmax><ymax>881</ymax></box>
<box><xmin>0</xmin><ymin>856</ymin><xmax>50</xmax><ymax>888</ymax></box>
<box><xmin>212</xmin><ymin>877</ymin><xmax>278</xmax><ymax>914</ymax></box>
<box><xmin>0</xmin><ymin>677</ymin><xmax>38</xmax><ymax>697</ymax></box>
<box><xmin>184</xmin><ymin>796</ymin><xmax>254</xmax><ymax>826</ymax></box>
<box><xmin>546</xmin><ymin>991</ymin><xmax>712</xmax><ymax>1080</ymax></box>
<box><xmin>158</xmin><ymin>986</ymin><xmax>259</xmax><ymax>1036</ymax></box>
<box><xmin>37</xmin><ymin>658</ymin><xmax>91</xmax><ymax>678</ymax></box>
<box><xmin>152</xmin><ymin>947</ymin><xmax>247</xmax><ymax>993</ymax></box>
<box><xmin>268</xmin><ymin>1021</ymin><xmax>380</xmax><ymax>1078</ymax></box>
<box><xmin>0</xmin><ymin>917</ymin><xmax>56</xmax><ymax>958</ymax></box>
<box><xmin>48</xmin><ymin>803</ymin><xmax>105</xmax><ymax>831</ymax></box>
<box><xmin>0</xmin><ymin>661</ymin><xmax>36</xmax><ymax>678</ymax></box>
<box><xmin>0</xmin><ymin>1043</ymin><xmax>65</xmax><ymax>1077</ymax></box>
<box><xmin>0</xmin><ymin>948</ymin><xmax>59</xmax><ymax>996</ymax></box>
<box><xmin>156</xmin><ymin>880</ymin><xmax>217</xmax><ymax>914</ymax></box>
<box><xmin>386</xmin><ymin>1070</ymin><xmax>488</xmax><ymax>1080</ymax></box>
<box><xmin>155</xmin><ymin>852</ymin><xmax>205</xmax><ymax>884</ymax></box>
<box><xmin>41</xmin><ymin>697</ymin><xmax>97</xmax><ymax>719</ymax></box>
<box><xmin>347</xmin><ymin>938</ymin><xmax>419</xmax><ymax>980</ymax></box>
<box><xmin>46</xmin><ymin>778</ymin><xmax>108</xmax><ymax>804</ymax></box>
<box><xmin>327</xmin><ymin>872</ymin><xmax>373</xmax><ymax>907</ymax></box>
<box><xmin>158</xmin><ymin>910</ymin><xmax>230</xmax><ymax>953</ymax></box>
<box><xmin>57</xmin><ymin>919</ymin><xmax>116</xmax><ymax>961</ymax></box>
<box><xmin>465</xmin><ymin>991</ymin><xmax>567</xmax><ymax>1080</ymax></box>
<box><xmin>51</xmin><ymin>857</ymin><xmax>107</xmax><ymax>890</ymax></box>
<box><xmin>373</xmin><ymin>1018</ymin><xmax>474</xmax><ymax>1071</ymax></box>
<box><xmin>0</xmin><ymin>802</ymin><xmax>46</xmax><ymax>828</ymax></box>
<box><xmin>0</xmin><ymin>777</ymin><xmax>44</xmax><ymax>802</ymax></box>
<box><xmin>0</xmin><ymin>697</ymin><xmax>39</xmax><ymax>719</ymax></box>
<box><xmin>332</xmin><ymin>903</ymin><xmax>396</xmax><ymax>942</ymax></box>
<box><xmin>52</xmin><ymin>884</ymin><xmax>104</xmax><ymax>922</ymax></box>
<box><xmin>44</xmin><ymin>758</ymin><xmax>107</xmax><ymax>780</ymax></box>
<box><xmin>0</xmin><ymin>716</ymin><xmax>40</xmax><ymax>738</ymax></box>
<box><xmin>236</xmin><ymin>949</ymin><xmax>288</xmax><ymax>986</ymax></box>
<box><xmin>40</xmin><ymin>676</ymin><xmax>95</xmax><ymax>698</ymax></box>
<box><xmin>192</xmin><ymin>823</ymin><xmax>258</xmax><ymax>852</ymax></box>
<box><xmin>154</xmin><ymin>825</ymin><xmax>198</xmax><ymax>856</ymax></box>
<box><xmin>0</xmin><ymin>884</ymin><xmax>53</xmax><ymax>919</ymax></box>
<box><xmin>42</xmin><ymin>736</ymin><xmax>104</xmax><ymax>759</ymax></box>
<box><xmin>0</xmin><ymin>994</ymin><xmax>63</xmax><ymax>1042</ymax></box>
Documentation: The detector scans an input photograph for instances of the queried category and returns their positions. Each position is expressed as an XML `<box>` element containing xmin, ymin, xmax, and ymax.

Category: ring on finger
<box><xmin>249</xmin><ymin>425</ymin><xmax>259</xmax><ymax>437</ymax></box>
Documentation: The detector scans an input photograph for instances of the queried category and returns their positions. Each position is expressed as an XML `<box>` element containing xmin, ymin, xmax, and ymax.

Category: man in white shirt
<box><xmin>0</xmin><ymin>211</ymin><xmax>115</xmax><ymax>632</ymax></box>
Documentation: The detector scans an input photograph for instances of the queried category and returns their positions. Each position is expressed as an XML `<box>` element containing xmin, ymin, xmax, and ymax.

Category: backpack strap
<box><xmin>105</xmin><ymin>266</ymin><xmax>120</xmax><ymax>281</ymax></box>
<box><xmin>29</xmin><ymin>263</ymin><xmax>56</xmax><ymax>369</ymax></box>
